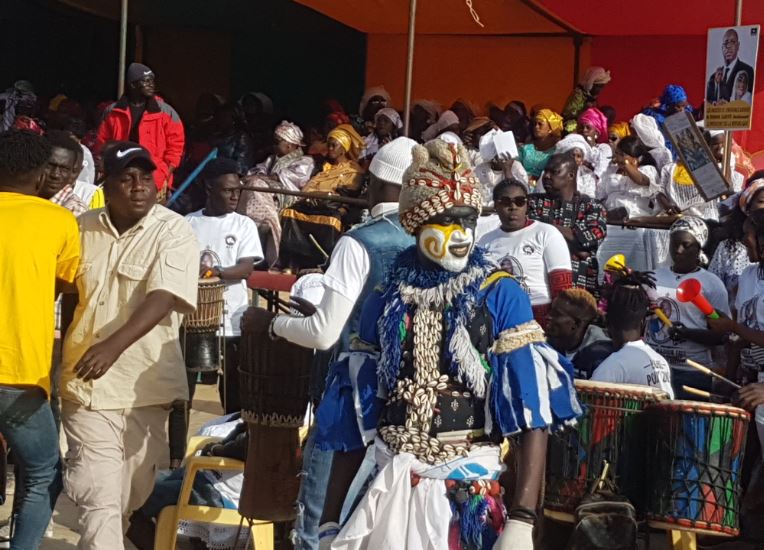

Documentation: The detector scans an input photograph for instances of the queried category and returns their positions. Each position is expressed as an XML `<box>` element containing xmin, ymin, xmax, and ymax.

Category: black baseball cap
<box><xmin>102</xmin><ymin>141</ymin><xmax>156</xmax><ymax>177</ymax></box>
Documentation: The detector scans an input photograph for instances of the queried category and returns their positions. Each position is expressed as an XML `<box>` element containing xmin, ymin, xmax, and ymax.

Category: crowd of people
<box><xmin>2</xmin><ymin>57</ymin><xmax>764</xmax><ymax>550</ymax></box>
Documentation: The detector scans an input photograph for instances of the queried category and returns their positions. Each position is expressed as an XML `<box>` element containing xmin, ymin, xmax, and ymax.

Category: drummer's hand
<box><xmin>735</xmin><ymin>383</ymin><xmax>764</xmax><ymax>411</ymax></box>
<box><xmin>199</xmin><ymin>265</ymin><xmax>220</xmax><ymax>278</ymax></box>
<box><xmin>289</xmin><ymin>296</ymin><xmax>317</xmax><ymax>317</ymax></box>
<box><xmin>74</xmin><ymin>339</ymin><xmax>123</xmax><ymax>381</ymax></box>
<box><xmin>241</xmin><ymin>307</ymin><xmax>276</xmax><ymax>334</ymax></box>
<box><xmin>707</xmin><ymin>315</ymin><xmax>735</xmax><ymax>334</ymax></box>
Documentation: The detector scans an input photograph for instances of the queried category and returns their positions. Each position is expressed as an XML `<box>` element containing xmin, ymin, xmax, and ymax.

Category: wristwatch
<box><xmin>268</xmin><ymin>316</ymin><xmax>281</xmax><ymax>341</ymax></box>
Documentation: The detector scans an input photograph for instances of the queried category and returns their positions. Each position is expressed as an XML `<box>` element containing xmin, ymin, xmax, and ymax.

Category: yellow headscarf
<box><xmin>535</xmin><ymin>109</ymin><xmax>563</xmax><ymax>136</ymax></box>
<box><xmin>327</xmin><ymin>124</ymin><xmax>365</xmax><ymax>159</ymax></box>
<box><xmin>609</xmin><ymin>121</ymin><xmax>632</xmax><ymax>140</ymax></box>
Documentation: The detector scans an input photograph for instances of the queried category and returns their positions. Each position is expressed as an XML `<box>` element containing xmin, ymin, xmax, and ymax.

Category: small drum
<box><xmin>545</xmin><ymin>380</ymin><xmax>669</xmax><ymax>521</ymax></box>
<box><xmin>645</xmin><ymin>401</ymin><xmax>749</xmax><ymax>536</ymax></box>
<box><xmin>181</xmin><ymin>331</ymin><xmax>220</xmax><ymax>372</ymax></box>
<box><xmin>184</xmin><ymin>278</ymin><xmax>225</xmax><ymax>333</ymax></box>
<box><xmin>238</xmin><ymin>308</ymin><xmax>313</xmax><ymax>522</ymax></box>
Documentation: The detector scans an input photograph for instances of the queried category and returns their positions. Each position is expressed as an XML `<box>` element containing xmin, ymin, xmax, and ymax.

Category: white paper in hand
<box><xmin>493</xmin><ymin>130</ymin><xmax>519</xmax><ymax>159</ymax></box>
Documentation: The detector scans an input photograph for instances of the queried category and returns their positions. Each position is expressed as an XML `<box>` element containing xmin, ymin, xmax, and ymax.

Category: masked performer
<box><xmin>322</xmin><ymin>140</ymin><xmax>581</xmax><ymax>550</ymax></box>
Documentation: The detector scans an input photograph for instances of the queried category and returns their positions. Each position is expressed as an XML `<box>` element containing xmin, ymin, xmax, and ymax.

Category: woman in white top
<box><xmin>597</xmin><ymin>135</ymin><xmax>661</xmax><ymax>220</ymax></box>
<box><xmin>643</xmin><ymin>217</ymin><xmax>730</xmax><ymax>399</ymax></box>
<box><xmin>477</xmin><ymin>178</ymin><xmax>573</xmax><ymax>326</ymax></box>
<box><xmin>554</xmin><ymin>133</ymin><xmax>598</xmax><ymax>198</ymax></box>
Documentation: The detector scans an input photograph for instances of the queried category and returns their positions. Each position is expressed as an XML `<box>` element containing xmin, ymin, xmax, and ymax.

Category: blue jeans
<box><xmin>140</xmin><ymin>468</ymin><xmax>226</xmax><ymax>520</ymax></box>
<box><xmin>0</xmin><ymin>385</ymin><xmax>62</xmax><ymax>550</ymax></box>
<box><xmin>293</xmin><ymin>428</ymin><xmax>334</xmax><ymax>550</ymax></box>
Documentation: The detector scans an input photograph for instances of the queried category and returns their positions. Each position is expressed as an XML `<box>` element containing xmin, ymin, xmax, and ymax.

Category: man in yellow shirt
<box><xmin>0</xmin><ymin>130</ymin><xmax>80</xmax><ymax>549</ymax></box>
<box><xmin>60</xmin><ymin>142</ymin><xmax>198</xmax><ymax>550</ymax></box>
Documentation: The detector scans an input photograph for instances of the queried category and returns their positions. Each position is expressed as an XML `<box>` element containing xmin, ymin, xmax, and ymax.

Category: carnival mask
<box><xmin>418</xmin><ymin>211</ymin><xmax>477</xmax><ymax>272</ymax></box>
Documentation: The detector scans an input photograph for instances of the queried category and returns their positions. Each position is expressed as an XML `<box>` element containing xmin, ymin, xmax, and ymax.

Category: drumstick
<box><xmin>652</xmin><ymin>307</ymin><xmax>673</xmax><ymax>328</ymax></box>
<box><xmin>682</xmin><ymin>385</ymin><xmax>726</xmax><ymax>401</ymax></box>
<box><xmin>308</xmin><ymin>234</ymin><xmax>330</xmax><ymax>260</ymax></box>
<box><xmin>685</xmin><ymin>359</ymin><xmax>742</xmax><ymax>390</ymax></box>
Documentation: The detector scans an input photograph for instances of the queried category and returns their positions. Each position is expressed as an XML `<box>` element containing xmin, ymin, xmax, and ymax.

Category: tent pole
<box><xmin>117</xmin><ymin>0</ymin><xmax>128</xmax><ymax>98</ymax></box>
<box><xmin>573</xmin><ymin>35</ymin><xmax>583</xmax><ymax>88</ymax></box>
<box><xmin>723</xmin><ymin>0</ymin><xmax>743</xmax><ymax>179</ymax></box>
<box><xmin>403</xmin><ymin>0</ymin><xmax>417</xmax><ymax>137</ymax></box>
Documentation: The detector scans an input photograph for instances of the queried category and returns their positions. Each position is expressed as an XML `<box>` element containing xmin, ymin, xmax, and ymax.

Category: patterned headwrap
<box><xmin>670</xmin><ymin>216</ymin><xmax>709</xmax><ymax>263</ymax></box>
<box><xmin>739</xmin><ymin>178</ymin><xmax>764</xmax><ymax>213</ymax></box>
<box><xmin>578</xmin><ymin>108</ymin><xmax>609</xmax><ymax>144</ymax></box>
<box><xmin>555</xmin><ymin>133</ymin><xmax>592</xmax><ymax>159</ymax></box>
<box><xmin>375</xmin><ymin>107</ymin><xmax>403</xmax><ymax>129</ymax></box>
<box><xmin>661</xmin><ymin>84</ymin><xmax>688</xmax><ymax>107</ymax></box>
<box><xmin>399</xmin><ymin>140</ymin><xmax>482</xmax><ymax>234</ymax></box>
<box><xmin>579</xmin><ymin>67</ymin><xmax>612</xmax><ymax>92</ymax></box>
<box><xmin>274</xmin><ymin>120</ymin><xmax>305</xmax><ymax>146</ymax></box>
<box><xmin>535</xmin><ymin>109</ymin><xmax>563</xmax><ymax>137</ymax></box>
<box><xmin>609</xmin><ymin>122</ymin><xmax>632</xmax><ymax>139</ymax></box>
<box><xmin>327</xmin><ymin>124</ymin><xmax>365</xmax><ymax>159</ymax></box>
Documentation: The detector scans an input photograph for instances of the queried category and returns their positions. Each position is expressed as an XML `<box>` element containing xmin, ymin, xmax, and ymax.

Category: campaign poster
<box><xmin>705</xmin><ymin>25</ymin><xmax>759</xmax><ymax>130</ymax></box>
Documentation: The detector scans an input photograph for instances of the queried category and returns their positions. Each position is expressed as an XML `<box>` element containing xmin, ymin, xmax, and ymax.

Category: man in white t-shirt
<box><xmin>592</xmin><ymin>270</ymin><xmax>674</xmax><ymax>398</ymax></box>
<box><xmin>185</xmin><ymin>157</ymin><xmax>263</xmax><ymax>414</ymax></box>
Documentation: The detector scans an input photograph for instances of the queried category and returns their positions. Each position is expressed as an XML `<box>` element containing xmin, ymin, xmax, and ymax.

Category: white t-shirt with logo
<box><xmin>591</xmin><ymin>340</ymin><xmax>674</xmax><ymax>398</ymax></box>
<box><xmin>185</xmin><ymin>210</ymin><xmax>263</xmax><ymax>336</ymax></box>
<box><xmin>644</xmin><ymin>266</ymin><xmax>730</xmax><ymax>369</ymax></box>
<box><xmin>477</xmin><ymin>220</ymin><xmax>571</xmax><ymax>305</ymax></box>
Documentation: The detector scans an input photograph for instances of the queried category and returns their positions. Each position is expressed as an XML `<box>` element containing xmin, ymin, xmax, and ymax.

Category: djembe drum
<box><xmin>182</xmin><ymin>278</ymin><xmax>225</xmax><ymax>372</ymax></box>
<box><xmin>238</xmin><ymin>308</ymin><xmax>313</xmax><ymax>522</ymax></box>
<box><xmin>645</xmin><ymin>401</ymin><xmax>749</xmax><ymax>537</ymax></box>
<box><xmin>545</xmin><ymin>380</ymin><xmax>669</xmax><ymax>521</ymax></box>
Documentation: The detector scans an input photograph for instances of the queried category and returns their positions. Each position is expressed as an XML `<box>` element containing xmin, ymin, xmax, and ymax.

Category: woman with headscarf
<box><xmin>505</xmin><ymin>100</ymin><xmax>531</xmax><ymax>144</ymax></box>
<box><xmin>597</xmin><ymin>135</ymin><xmax>661</xmax><ymax>220</ymax></box>
<box><xmin>518</xmin><ymin>108</ymin><xmax>562</xmax><ymax>188</ymax></box>
<box><xmin>410</xmin><ymin>100</ymin><xmax>441</xmax><ymax>142</ymax></box>
<box><xmin>421</xmin><ymin>110</ymin><xmax>462</xmax><ymax>144</ymax></box>
<box><xmin>577</xmin><ymin>107</ymin><xmax>612</xmax><ymax>178</ymax></box>
<box><xmin>450</xmin><ymin>99</ymin><xmax>476</xmax><ymax>134</ymax></box>
<box><xmin>356</xmin><ymin>86</ymin><xmax>391</xmax><ymax>136</ymax></box>
<box><xmin>645</xmin><ymin>217</ymin><xmax>731</xmax><ymax>399</ymax></box>
<box><xmin>279</xmin><ymin>124</ymin><xmax>365</xmax><ymax>269</ymax></box>
<box><xmin>208</xmin><ymin>101</ymin><xmax>255</xmax><ymax>174</ymax></box>
<box><xmin>631</xmin><ymin>113</ymin><xmax>673</xmax><ymax>171</ymax></box>
<box><xmin>472</xmin><ymin>127</ymin><xmax>530</xmax><ymax>205</ymax></box>
<box><xmin>641</xmin><ymin>84</ymin><xmax>692</xmax><ymax>156</ymax></box>
<box><xmin>239</xmin><ymin>92</ymin><xmax>276</xmax><ymax>163</ymax></box>
<box><xmin>562</xmin><ymin>67</ymin><xmax>612</xmax><ymax>133</ymax></box>
<box><xmin>554</xmin><ymin>133</ymin><xmax>598</xmax><ymax>198</ymax></box>
<box><xmin>608</xmin><ymin>122</ymin><xmax>631</xmax><ymax>152</ymax></box>
<box><xmin>239</xmin><ymin>121</ymin><xmax>316</xmax><ymax>266</ymax></box>
<box><xmin>362</xmin><ymin>107</ymin><xmax>403</xmax><ymax>162</ymax></box>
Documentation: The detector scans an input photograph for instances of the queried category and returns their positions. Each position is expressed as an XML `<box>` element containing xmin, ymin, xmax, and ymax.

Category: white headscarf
<box><xmin>274</xmin><ymin>120</ymin><xmax>304</xmax><ymax>146</ymax></box>
<box><xmin>359</xmin><ymin>86</ymin><xmax>391</xmax><ymax>115</ymax></box>
<box><xmin>555</xmin><ymin>133</ymin><xmax>593</xmax><ymax>160</ymax></box>
<box><xmin>630</xmin><ymin>113</ymin><xmax>664</xmax><ymax>149</ymax></box>
<box><xmin>421</xmin><ymin>110</ymin><xmax>459</xmax><ymax>141</ymax></box>
<box><xmin>375</xmin><ymin>108</ymin><xmax>403</xmax><ymax>129</ymax></box>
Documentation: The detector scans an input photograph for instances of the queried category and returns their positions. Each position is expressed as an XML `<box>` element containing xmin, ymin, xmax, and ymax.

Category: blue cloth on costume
<box><xmin>642</xmin><ymin>84</ymin><xmax>694</xmax><ymax>158</ymax></box>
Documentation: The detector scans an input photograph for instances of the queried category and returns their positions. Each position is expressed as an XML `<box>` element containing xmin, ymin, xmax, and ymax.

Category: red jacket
<box><xmin>95</xmin><ymin>96</ymin><xmax>185</xmax><ymax>189</ymax></box>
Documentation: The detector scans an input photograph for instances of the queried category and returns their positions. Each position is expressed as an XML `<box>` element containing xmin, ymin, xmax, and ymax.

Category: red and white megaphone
<box><xmin>676</xmin><ymin>278</ymin><xmax>719</xmax><ymax>319</ymax></box>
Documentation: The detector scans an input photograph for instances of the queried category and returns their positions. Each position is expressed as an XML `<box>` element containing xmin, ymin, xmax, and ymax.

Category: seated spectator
<box><xmin>362</xmin><ymin>108</ymin><xmax>402</xmax><ymax>162</ymax></box>
<box><xmin>554</xmin><ymin>134</ymin><xmax>598</xmax><ymax>198</ymax></box>
<box><xmin>630</xmin><ymin>113</ymin><xmax>672</xmax><ymax>171</ymax></box>
<box><xmin>597</xmin><ymin>135</ymin><xmax>661</xmax><ymax>221</ymax></box>
<box><xmin>478</xmin><ymin>178</ymin><xmax>572</xmax><ymax>325</ymax></box>
<box><xmin>546</xmin><ymin>288</ymin><xmax>614</xmax><ymax>379</ymax></box>
<box><xmin>592</xmin><ymin>268</ymin><xmax>674</xmax><ymax>397</ymax></box>
<box><xmin>127</xmin><ymin>414</ymin><xmax>247</xmax><ymax>550</ymax></box>
<box><xmin>645</xmin><ymin>217</ymin><xmax>730</xmax><ymax>399</ymax></box>
<box><xmin>421</xmin><ymin>110</ymin><xmax>462</xmax><ymax>144</ymax></box>
<box><xmin>577</xmin><ymin>107</ymin><xmax>612</xmax><ymax>178</ymax></box>
<box><xmin>209</xmin><ymin>102</ymin><xmax>255</xmax><ymax>175</ymax></box>
<box><xmin>472</xmin><ymin>128</ymin><xmax>530</xmax><ymax>204</ymax></box>
<box><xmin>529</xmin><ymin>153</ymin><xmax>607</xmax><ymax>294</ymax></box>
<box><xmin>518</xmin><ymin>108</ymin><xmax>562</xmax><ymax>187</ymax></box>
<box><xmin>249</xmin><ymin>120</ymin><xmax>315</xmax><ymax>201</ymax></box>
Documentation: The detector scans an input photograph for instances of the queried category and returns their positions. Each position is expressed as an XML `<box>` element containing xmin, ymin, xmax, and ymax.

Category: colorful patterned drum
<box><xmin>645</xmin><ymin>401</ymin><xmax>749</xmax><ymax>536</ymax></box>
<box><xmin>545</xmin><ymin>380</ymin><xmax>669</xmax><ymax>521</ymax></box>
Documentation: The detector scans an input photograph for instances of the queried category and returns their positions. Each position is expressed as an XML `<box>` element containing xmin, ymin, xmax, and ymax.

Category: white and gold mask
<box><xmin>418</xmin><ymin>223</ymin><xmax>475</xmax><ymax>272</ymax></box>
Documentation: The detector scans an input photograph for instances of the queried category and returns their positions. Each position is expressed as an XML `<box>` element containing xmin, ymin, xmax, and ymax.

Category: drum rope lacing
<box><xmin>379</xmin><ymin>306</ymin><xmax>470</xmax><ymax>465</ymax></box>
<box><xmin>241</xmin><ymin>410</ymin><xmax>305</xmax><ymax>429</ymax></box>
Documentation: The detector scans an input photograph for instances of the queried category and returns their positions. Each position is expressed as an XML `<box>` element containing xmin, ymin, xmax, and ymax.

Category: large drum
<box><xmin>645</xmin><ymin>401</ymin><xmax>749</xmax><ymax>536</ymax></box>
<box><xmin>182</xmin><ymin>278</ymin><xmax>225</xmax><ymax>372</ymax></box>
<box><xmin>545</xmin><ymin>380</ymin><xmax>669</xmax><ymax>521</ymax></box>
<box><xmin>238</xmin><ymin>309</ymin><xmax>313</xmax><ymax>522</ymax></box>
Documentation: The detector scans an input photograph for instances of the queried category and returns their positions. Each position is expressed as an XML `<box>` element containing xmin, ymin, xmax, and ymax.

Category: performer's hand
<box><xmin>668</xmin><ymin>322</ymin><xmax>688</xmax><ymax>342</ymax></box>
<box><xmin>241</xmin><ymin>307</ymin><xmax>276</xmax><ymax>335</ymax></box>
<box><xmin>289</xmin><ymin>296</ymin><xmax>317</xmax><ymax>317</ymax></box>
<box><xmin>74</xmin><ymin>339</ymin><xmax>123</xmax><ymax>381</ymax></box>
<box><xmin>707</xmin><ymin>315</ymin><xmax>735</xmax><ymax>334</ymax></box>
<box><xmin>735</xmin><ymin>383</ymin><xmax>764</xmax><ymax>411</ymax></box>
<box><xmin>493</xmin><ymin>519</ymin><xmax>534</xmax><ymax>550</ymax></box>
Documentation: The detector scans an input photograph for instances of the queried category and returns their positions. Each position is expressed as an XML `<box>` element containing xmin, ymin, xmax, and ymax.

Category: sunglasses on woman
<box><xmin>495</xmin><ymin>196</ymin><xmax>527</xmax><ymax>207</ymax></box>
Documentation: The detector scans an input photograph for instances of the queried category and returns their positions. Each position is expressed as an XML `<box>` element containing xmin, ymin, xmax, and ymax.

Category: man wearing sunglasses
<box><xmin>528</xmin><ymin>153</ymin><xmax>607</xmax><ymax>295</ymax></box>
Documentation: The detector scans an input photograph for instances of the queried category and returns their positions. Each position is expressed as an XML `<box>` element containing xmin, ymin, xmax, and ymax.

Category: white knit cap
<box><xmin>369</xmin><ymin>137</ymin><xmax>417</xmax><ymax>185</ymax></box>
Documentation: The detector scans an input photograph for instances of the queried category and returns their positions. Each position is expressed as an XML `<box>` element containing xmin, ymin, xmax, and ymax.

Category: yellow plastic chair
<box><xmin>154</xmin><ymin>435</ymin><xmax>274</xmax><ymax>550</ymax></box>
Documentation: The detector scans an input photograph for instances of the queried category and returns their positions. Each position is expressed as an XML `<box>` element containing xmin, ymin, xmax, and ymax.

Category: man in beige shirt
<box><xmin>60</xmin><ymin>142</ymin><xmax>199</xmax><ymax>550</ymax></box>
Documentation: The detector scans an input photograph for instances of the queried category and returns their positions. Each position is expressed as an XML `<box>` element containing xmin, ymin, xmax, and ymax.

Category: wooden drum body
<box><xmin>184</xmin><ymin>278</ymin><xmax>225</xmax><ymax>333</ymax></box>
<box><xmin>545</xmin><ymin>380</ymin><xmax>668</xmax><ymax>521</ymax></box>
<box><xmin>238</xmin><ymin>309</ymin><xmax>313</xmax><ymax>522</ymax></box>
<box><xmin>645</xmin><ymin>401</ymin><xmax>749</xmax><ymax>537</ymax></box>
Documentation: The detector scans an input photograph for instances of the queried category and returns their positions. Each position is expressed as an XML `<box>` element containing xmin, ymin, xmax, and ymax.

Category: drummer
<box><xmin>644</xmin><ymin>217</ymin><xmax>730</xmax><ymax>399</ymax></box>
<box><xmin>185</xmin><ymin>157</ymin><xmax>263</xmax><ymax>413</ymax></box>
<box><xmin>592</xmin><ymin>269</ymin><xmax>674</xmax><ymax>397</ymax></box>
